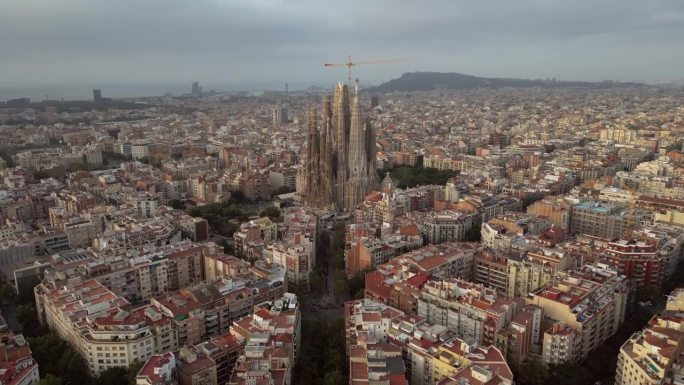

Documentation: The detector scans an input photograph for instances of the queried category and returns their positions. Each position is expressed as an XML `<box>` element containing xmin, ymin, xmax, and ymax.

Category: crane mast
<box><xmin>324</xmin><ymin>55</ymin><xmax>415</xmax><ymax>85</ymax></box>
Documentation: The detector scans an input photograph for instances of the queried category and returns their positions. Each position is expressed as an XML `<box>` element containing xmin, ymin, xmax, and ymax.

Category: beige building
<box><xmin>417</xmin><ymin>278</ymin><xmax>523</xmax><ymax>346</ymax></box>
<box><xmin>526</xmin><ymin>263</ymin><xmax>628</xmax><ymax>363</ymax></box>
<box><xmin>421</xmin><ymin>210</ymin><xmax>474</xmax><ymax>244</ymax></box>
<box><xmin>615</xmin><ymin>288</ymin><xmax>684</xmax><ymax>385</ymax></box>
<box><xmin>542</xmin><ymin>322</ymin><xmax>579</xmax><ymax>365</ymax></box>
<box><xmin>35</xmin><ymin>278</ymin><xmax>179</xmax><ymax>375</ymax></box>
<box><xmin>228</xmin><ymin>293</ymin><xmax>300</xmax><ymax>385</ymax></box>
<box><xmin>264</xmin><ymin>235</ymin><xmax>314</xmax><ymax>287</ymax></box>
<box><xmin>177</xmin><ymin>346</ymin><xmax>217</xmax><ymax>385</ymax></box>
<box><xmin>527</xmin><ymin>196</ymin><xmax>573</xmax><ymax>230</ymax></box>
<box><xmin>506</xmin><ymin>248</ymin><xmax>574</xmax><ymax>298</ymax></box>
<box><xmin>232</xmin><ymin>217</ymin><xmax>278</xmax><ymax>258</ymax></box>
<box><xmin>571</xmin><ymin>200</ymin><xmax>627</xmax><ymax>239</ymax></box>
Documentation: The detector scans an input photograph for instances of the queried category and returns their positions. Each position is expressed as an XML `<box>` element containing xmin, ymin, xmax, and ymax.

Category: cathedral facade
<box><xmin>298</xmin><ymin>83</ymin><xmax>378</xmax><ymax>212</ymax></box>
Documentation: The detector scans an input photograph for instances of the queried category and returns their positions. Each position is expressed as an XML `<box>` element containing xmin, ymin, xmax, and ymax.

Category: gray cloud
<box><xmin>1</xmin><ymin>0</ymin><xmax>683</xmax><ymax>98</ymax></box>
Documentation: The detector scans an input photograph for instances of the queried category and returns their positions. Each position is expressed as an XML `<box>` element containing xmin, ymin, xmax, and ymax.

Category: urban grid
<box><xmin>1</xmin><ymin>2</ymin><xmax>684</xmax><ymax>385</ymax></box>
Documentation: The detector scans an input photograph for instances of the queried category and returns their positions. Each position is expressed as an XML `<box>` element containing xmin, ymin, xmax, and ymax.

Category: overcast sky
<box><xmin>1</xmin><ymin>0</ymin><xmax>684</xmax><ymax>98</ymax></box>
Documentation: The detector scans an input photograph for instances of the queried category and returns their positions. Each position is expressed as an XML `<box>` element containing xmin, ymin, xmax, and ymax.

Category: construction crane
<box><xmin>324</xmin><ymin>55</ymin><xmax>415</xmax><ymax>85</ymax></box>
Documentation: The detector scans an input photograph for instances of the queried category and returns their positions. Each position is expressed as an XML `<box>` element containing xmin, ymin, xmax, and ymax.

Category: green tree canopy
<box><xmin>38</xmin><ymin>374</ymin><xmax>63</xmax><ymax>385</ymax></box>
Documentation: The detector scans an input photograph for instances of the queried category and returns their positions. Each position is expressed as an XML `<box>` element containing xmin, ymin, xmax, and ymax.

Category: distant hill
<box><xmin>365</xmin><ymin>72</ymin><xmax>640</xmax><ymax>93</ymax></box>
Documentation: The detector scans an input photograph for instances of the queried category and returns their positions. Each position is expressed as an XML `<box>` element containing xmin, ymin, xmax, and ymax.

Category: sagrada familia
<box><xmin>297</xmin><ymin>82</ymin><xmax>378</xmax><ymax>212</ymax></box>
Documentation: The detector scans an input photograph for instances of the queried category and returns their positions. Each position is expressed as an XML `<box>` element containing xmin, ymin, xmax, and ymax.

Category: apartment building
<box><xmin>429</xmin><ymin>340</ymin><xmax>513</xmax><ymax>385</ymax></box>
<box><xmin>228</xmin><ymin>293</ymin><xmax>300</xmax><ymax>385</ymax></box>
<box><xmin>264</xmin><ymin>207</ymin><xmax>319</xmax><ymax>285</ymax></box>
<box><xmin>526</xmin><ymin>196</ymin><xmax>573</xmax><ymax>230</ymax></box>
<box><xmin>34</xmin><ymin>278</ymin><xmax>179</xmax><ymax>375</ymax></box>
<box><xmin>152</xmin><ymin>276</ymin><xmax>286</xmax><ymax>346</ymax></box>
<box><xmin>570</xmin><ymin>200</ymin><xmax>627</xmax><ymax>239</ymax></box>
<box><xmin>348</xmin><ymin>343</ymin><xmax>408</xmax><ymax>385</ymax></box>
<box><xmin>136</xmin><ymin>333</ymin><xmax>243</xmax><ymax>385</ymax></box>
<box><xmin>542</xmin><ymin>322</ymin><xmax>578</xmax><ymax>365</ymax></box>
<box><xmin>565</xmin><ymin>233</ymin><xmax>677</xmax><ymax>290</ymax></box>
<box><xmin>637</xmin><ymin>195</ymin><xmax>684</xmax><ymax>226</ymax></box>
<box><xmin>615</xmin><ymin>288</ymin><xmax>684</xmax><ymax>385</ymax></box>
<box><xmin>506</xmin><ymin>248</ymin><xmax>574</xmax><ymax>298</ymax></box>
<box><xmin>597</xmin><ymin>239</ymin><xmax>663</xmax><ymax>291</ymax></box>
<box><xmin>454</xmin><ymin>195</ymin><xmax>522</xmax><ymax>224</ymax></box>
<box><xmin>41</xmin><ymin>240</ymin><xmax>206</xmax><ymax>303</ymax></box>
<box><xmin>0</xmin><ymin>331</ymin><xmax>40</xmax><ymax>385</ymax></box>
<box><xmin>488</xmin><ymin>213</ymin><xmax>553</xmax><ymax>237</ymax></box>
<box><xmin>417</xmin><ymin>278</ymin><xmax>523</xmax><ymax>346</ymax></box>
<box><xmin>345</xmin><ymin>299</ymin><xmax>513</xmax><ymax>385</ymax></box>
<box><xmin>136</xmin><ymin>352</ymin><xmax>177</xmax><ymax>385</ymax></box>
<box><xmin>354</xmin><ymin>182</ymin><xmax>443</xmax><ymax>227</ymax></box>
<box><xmin>176</xmin><ymin>346</ymin><xmax>217</xmax><ymax>385</ymax></box>
<box><xmin>157</xmin><ymin>206</ymin><xmax>209</xmax><ymax>242</ymax></box>
<box><xmin>128</xmin><ymin>191</ymin><xmax>159</xmax><ymax>218</ymax></box>
<box><xmin>264</xmin><ymin>236</ymin><xmax>314</xmax><ymax>287</ymax></box>
<box><xmin>473</xmin><ymin>249</ymin><xmax>509</xmax><ymax>295</ymax></box>
<box><xmin>496</xmin><ymin>305</ymin><xmax>544</xmax><ymax>368</ymax></box>
<box><xmin>345</xmin><ymin>223</ymin><xmax>424</xmax><ymax>278</ymax></box>
<box><xmin>421</xmin><ymin>210</ymin><xmax>475</xmax><ymax>245</ymax></box>
<box><xmin>232</xmin><ymin>217</ymin><xmax>278</xmax><ymax>258</ymax></box>
<box><xmin>525</xmin><ymin>263</ymin><xmax>628</xmax><ymax>363</ymax></box>
<box><xmin>193</xmin><ymin>333</ymin><xmax>243</xmax><ymax>385</ymax></box>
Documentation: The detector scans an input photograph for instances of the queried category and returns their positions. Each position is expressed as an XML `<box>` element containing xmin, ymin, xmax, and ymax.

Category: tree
<box><xmin>17</xmin><ymin>304</ymin><xmax>43</xmax><ymax>337</ymax></box>
<box><xmin>260</xmin><ymin>206</ymin><xmax>282</xmax><ymax>222</ymax></box>
<box><xmin>516</xmin><ymin>360</ymin><xmax>549</xmax><ymax>385</ymax></box>
<box><xmin>331</xmin><ymin>223</ymin><xmax>346</xmax><ymax>271</ymax></box>
<box><xmin>272</xmin><ymin>186</ymin><xmax>294</xmax><ymax>196</ymax></box>
<box><xmin>34</xmin><ymin>170</ymin><xmax>49</xmax><ymax>180</ymax></box>
<box><xmin>309</xmin><ymin>271</ymin><xmax>324</xmax><ymax>293</ymax></box>
<box><xmin>294</xmin><ymin>317</ymin><xmax>348</xmax><ymax>385</ymax></box>
<box><xmin>465</xmin><ymin>225</ymin><xmax>482</xmax><ymax>242</ymax></box>
<box><xmin>38</xmin><ymin>374</ymin><xmax>63</xmax><ymax>385</ymax></box>
<box><xmin>94</xmin><ymin>367</ymin><xmax>129</xmax><ymax>385</ymax></box>
<box><xmin>61</xmin><ymin>348</ymin><xmax>90</xmax><ymax>385</ymax></box>
<box><xmin>638</xmin><ymin>284</ymin><xmax>660</xmax><ymax>303</ymax></box>
<box><xmin>189</xmin><ymin>202</ymin><xmax>244</xmax><ymax>237</ymax></box>
<box><xmin>379</xmin><ymin>166</ymin><xmax>459</xmax><ymax>189</ymax></box>
<box><xmin>230</xmin><ymin>190</ymin><xmax>246</xmax><ymax>203</ymax></box>
<box><xmin>323</xmin><ymin>370</ymin><xmax>345</xmax><ymax>385</ymax></box>
<box><xmin>220</xmin><ymin>239</ymin><xmax>235</xmax><ymax>255</ymax></box>
<box><xmin>348</xmin><ymin>268</ymin><xmax>371</xmax><ymax>299</ymax></box>
<box><xmin>332</xmin><ymin>270</ymin><xmax>349</xmax><ymax>302</ymax></box>
<box><xmin>0</xmin><ymin>282</ymin><xmax>16</xmax><ymax>302</ymax></box>
<box><xmin>0</xmin><ymin>150</ymin><xmax>15</xmax><ymax>167</ymax></box>
<box><xmin>128</xmin><ymin>360</ymin><xmax>144</xmax><ymax>385</ymax></box>
<box><xmin>28</xmin><ymin>334</ymin><xmax>91</xmax><ymax>385</ymax></box>
<box><xmin>522</xmin><ymin>194</ymin><xmax>544</xmax><ymax>210</ymax></box>
<box><xmin>547</xmin><ymin>362</ymin><xmax>590</xmax><ymax>385</ymax></box>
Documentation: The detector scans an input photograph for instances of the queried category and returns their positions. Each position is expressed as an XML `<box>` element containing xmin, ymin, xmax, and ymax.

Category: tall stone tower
<box><xmin>298</xmin><ymin>82</ymin><xmax>378</xmax><ymax>212</ymax></box>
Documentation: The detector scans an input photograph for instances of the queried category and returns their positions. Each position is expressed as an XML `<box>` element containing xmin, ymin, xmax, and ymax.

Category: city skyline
<box><xmin>2</xmin><ymin>2</ymin><xmax>684</xmax><ymax>385</ymax></box>
<box><xmin>1</xmin><ymin>0</ymin><xmax>684</xmax><ymax>99</ymax></box>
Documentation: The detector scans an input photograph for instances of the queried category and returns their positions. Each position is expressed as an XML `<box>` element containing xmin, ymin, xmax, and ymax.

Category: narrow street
<box><xmin>302</xmin><ymin>229</ymin><xmax>344</xmax><ymax>322</ymax></box>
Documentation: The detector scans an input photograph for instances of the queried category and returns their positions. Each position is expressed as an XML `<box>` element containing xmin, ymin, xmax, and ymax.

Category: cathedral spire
<box><xmin>298</xmin><ymin>80</ymin><xmax>376</xmax><ymax>213</ymax></box>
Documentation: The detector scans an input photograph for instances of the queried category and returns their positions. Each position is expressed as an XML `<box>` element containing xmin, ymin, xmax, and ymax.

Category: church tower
<box><xmin>298</xmin><ymin>80</ymin><xmax>377</xmax><ymax>212</ymax></box>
